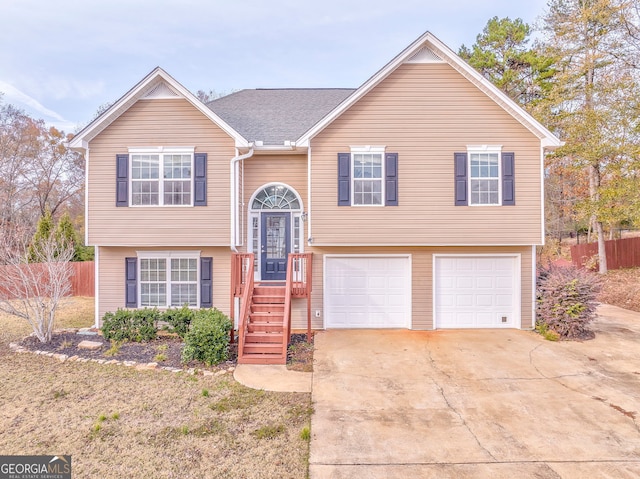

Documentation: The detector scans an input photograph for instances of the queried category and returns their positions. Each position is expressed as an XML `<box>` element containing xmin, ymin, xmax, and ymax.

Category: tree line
<box><xmin>460</xmin><ymin>0</ymin><xmax>640</xmax><ymax>273</ymax></box>
<box><xmin>0</xmin><ymin>95</ymin><xmax>89</xmax><ymax>261</ymax></box>
<box><xmin>2</xmin><ymin>0</ymin><xmax>639</xmax><ymax>274</ymax></box>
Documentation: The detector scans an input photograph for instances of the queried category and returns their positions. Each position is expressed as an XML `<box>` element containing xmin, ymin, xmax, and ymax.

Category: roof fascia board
<box><xmin>297</xmin><ymin>31</ymin><xmax>561</xmax><ymax>149</ymax></box>
<box><xmin>69</xmin><ymin>67</ymin><xmax>248</xmax><ymax>149</ymax></box>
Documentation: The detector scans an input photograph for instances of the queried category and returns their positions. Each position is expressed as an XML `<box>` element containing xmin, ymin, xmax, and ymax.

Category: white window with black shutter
<box><xmin>125</xmin><ymin>252</ymin><xmax>213</xmax><ymax>309</ymax></box>
<box><xmin>454</xmin><ymin>146</ymin><xmax>515</xmax><ymax>206</ymax></box>
<box><xmin>337</xmin><ymin>147</ymin><xmax>398</xmax><ymax>206</ymax></box>
<box><xmin>116</xmin><ymin>147</ymin><xmax>207</xmax><ymax>207</ymax></box>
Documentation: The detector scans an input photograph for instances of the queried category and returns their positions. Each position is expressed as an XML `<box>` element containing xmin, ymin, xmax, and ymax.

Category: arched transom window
<box><xmin>251</xmin><ymin>185</ymin><xmax>300</xmax><ymax>210</ymax></box>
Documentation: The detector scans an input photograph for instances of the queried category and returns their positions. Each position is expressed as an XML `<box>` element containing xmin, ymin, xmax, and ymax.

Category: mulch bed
<box><xmin>20</xmin><ymin>331</ymin><xmax>236</xmax><ymax>370</ymax></box>
<box><xmin>20</xmin><ymin>330</ymin><xmax>313</xmax><ymax>371</ymax></box>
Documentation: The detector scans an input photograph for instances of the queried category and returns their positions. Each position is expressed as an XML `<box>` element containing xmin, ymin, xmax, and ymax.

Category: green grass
<box><xmin>0</xmin><ymin>297</ymin><xmax>313</xmax><ymax>478</ymax></box>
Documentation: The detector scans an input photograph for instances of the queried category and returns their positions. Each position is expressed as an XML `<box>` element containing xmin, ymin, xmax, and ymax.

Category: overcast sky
<box><xmin>0</xmin><ymin>0</ymin><xmax>548</xmax><ymax>132</ymax></box>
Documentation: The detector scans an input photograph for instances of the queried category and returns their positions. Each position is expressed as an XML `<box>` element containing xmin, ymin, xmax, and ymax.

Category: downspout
<box><xmin>307</xmin><ymin>145</ymin><xmax>313</xmax><ymax>245</ymax></box>
<box><xmin>230</xmin><ymin>144</ymin><xmax>254</xmax><ymax>252</ymax></box>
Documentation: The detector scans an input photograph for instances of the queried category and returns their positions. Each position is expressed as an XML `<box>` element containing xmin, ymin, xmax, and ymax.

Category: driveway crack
<box><xmin>425</xmin><ymin>341</ymin><xmax>497</xmax><ymax>462</ymax></box>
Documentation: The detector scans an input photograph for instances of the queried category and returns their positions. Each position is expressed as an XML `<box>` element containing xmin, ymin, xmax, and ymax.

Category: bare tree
<box><xmin>0</xmin><ymin>227</ymin><xmax>74</xmax><ymax>343</ymax></box>
<box><xmin>0</xmin><ymin>99</ymin><xmax>84</xmax><ymax>235</ymax></box>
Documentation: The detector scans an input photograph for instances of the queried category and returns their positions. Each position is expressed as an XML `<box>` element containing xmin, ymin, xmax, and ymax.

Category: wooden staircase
<box><xmin>232</xmin><ymin>253</ymin><xmax>313</xmax><ymax>366</ymax></box>
<box><xmin>239</xmin><ymin>284</ymin><xmax>287</xmax><ymax>364</ymax></box>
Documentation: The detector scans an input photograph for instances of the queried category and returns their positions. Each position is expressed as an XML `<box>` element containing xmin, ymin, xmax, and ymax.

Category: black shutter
<box><xmin>200</xmin><ymin>257</ymin><xmax>213</xmax><ymax>308</ymax></box>
<box><xmin>385</xmin><ymin>153</ymin><xmax>398</xmax><ymax>206</ymax></box>
<box><xmin>125</xmin><ymin>257</ymin><xmax>137</xmax><ymax>308</ymax></box>
<box><xmin>116</xmin><ymin>154</ymin><xmax>129</xmax><ymax>207</ymax></box>
<box><xmin>454</xmin><ymin>152</ymin><xmax>468</xmax><ymax>206</ymax></box>
<box><xmin>337</xmin><ymin>153</ymin><xmax>351</xmax><ymax>206</ymax></box>
<box><xmin>502</xmin><ymin>152</ymin><xmax>515</xmax><ymax>206</ymax></box>
<box><xmin>194</xmin><ymin>153</ymin><xmax>207</xmax><ymax>206</ymax></box>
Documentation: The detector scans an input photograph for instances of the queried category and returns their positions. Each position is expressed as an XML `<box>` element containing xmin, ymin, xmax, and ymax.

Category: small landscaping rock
<box><xmin>53</xmin><ymin>354</ymin><xmax>68</xmax><ymax>362</ymax></box>
<box><xmin>78</xmin><ymin>340</ymin><xmax>103</xmax><ymax>351</ymax></box>
<box><xmin>135</xmin><ymin>362</ymin><xmax>158</xmax><ymax>371</ymax></box>
<box><xmin>215</xmin><ymin>370</ymin><xmax>226</xmax><ymax>376</ymax></box>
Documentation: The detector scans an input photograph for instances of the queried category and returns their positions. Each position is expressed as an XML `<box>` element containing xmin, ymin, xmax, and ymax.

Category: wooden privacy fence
<box><xmin>571</xmin><ymin>237</ymin><xmax>640</xmax><ymax>270</ymax></box>
<box><xmin>0</xmin><ymin>261</ymin><xmax>94</xmax><ymax>299</ymax></box>
<box><xmin>70</xmin><ymin>261</ymin><xmax>95</xmax><ymax>296</ymax></box>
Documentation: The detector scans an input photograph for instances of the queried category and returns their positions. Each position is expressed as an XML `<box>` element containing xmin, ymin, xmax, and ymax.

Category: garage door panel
<box><xmin>457</xmin><ymin>277</ymin><xmax>474</xmax><ymax>288</ymax></box>
<box><xmin>476</xmin><ymin>312</ymin><xmax>495</xmax><ymax>327</ymax></box>
<box><xmin>496</xmin><ymin>294</ymin><xmax>513</xmax><ymax>307</ymax></box>
<box><xmin>496</xmin><ymin>276</ymin><xmax>513</xmax><ymax>288</ymax></box>
<box><xmin>476</xmin><ymin>276</ymin><xmax>495</xmax><ymax>288</ymax></box>
<box><xmin>456</xmin><ymin>295</ymin><xmax>473</xmax><ymax>307</ymax></box>
<box><xmin>436</xmin><ymin>256</ymin><xmax>518</xmax><ymax>329</ymax></box>
<box><xmin>325</xmin><ymin>256</ymin><xmax>410</xmax><ymax>329</ymax></box>
<box><xmin>476</xmin><ymin>294</ymin><xmax>493</xmax><ymax>307</ymax></box>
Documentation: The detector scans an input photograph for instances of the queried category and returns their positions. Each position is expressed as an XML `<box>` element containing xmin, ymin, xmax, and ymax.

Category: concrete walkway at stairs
<box><xmin>309</xmin><ymin>304</ymin><xmax>640</xmax><ymax>479</ymax></box>
<box><xmin>234</xmin><ymin>364</ymin><xmax>311</xmax><ymax>393</ymax></box>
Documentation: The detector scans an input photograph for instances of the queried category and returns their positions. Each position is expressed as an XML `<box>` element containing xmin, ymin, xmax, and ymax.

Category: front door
<box><xmin>261</xmin><ymin>212</ymin><xmax>290</xmax><ymax>281</ymax></box>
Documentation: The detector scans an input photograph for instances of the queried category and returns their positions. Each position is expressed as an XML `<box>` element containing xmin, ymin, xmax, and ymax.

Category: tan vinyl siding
<box><xmin>96</xmin><ymin>246</ymin><xmax>231</xmax><ymax>322</ymax></box>
<box><xmin>310</xmin><ymin>63</ymin><xmax>543</xmax><ymax>246</ymax></box>
<box><xmin>237</xmin><ymin>154</ymin><xmax>308</xmax><ymax>251</ymax></box>
<box><xmin>87</xmin><ymin>99</ymin><xmax>235</xmax><ymax>246</ymax></box>
<box><xmin>292</xmin><ymin>246</ymin><xmax>533</xmax><ymax>331</ymax></box>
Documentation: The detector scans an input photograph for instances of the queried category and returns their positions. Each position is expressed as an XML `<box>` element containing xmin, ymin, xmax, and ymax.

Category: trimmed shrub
<box><xmin>162</xmin><ymin>305</ymin><xmax>194</xmax><ymax>338</ymax></box>
<box><xmin>101</xmin><ymin>308</ymin><xmax>159</xmax><ymax>342</ymax></box>
<box><xmin>536</xmin><ymin>264</ymin><xmax>601</xmax><ymax>340</ymax></box>
<box><xmin>181</xmin><ymin>308</ymin><xmax>232</xmax><ymax>366</ymax></box>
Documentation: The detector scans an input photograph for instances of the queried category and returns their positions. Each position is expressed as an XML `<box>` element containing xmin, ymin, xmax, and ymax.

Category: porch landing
<box><xmin>234</xmin><ymin>364</ymin><xmax>312</xmax><ymax>393</ymax></box>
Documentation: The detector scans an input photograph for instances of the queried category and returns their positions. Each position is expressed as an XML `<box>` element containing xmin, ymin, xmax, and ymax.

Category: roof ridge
<box><xmin>253</xmin><ymin>87</ymin><xmax>355</xmax><ymax>91</ymax></box>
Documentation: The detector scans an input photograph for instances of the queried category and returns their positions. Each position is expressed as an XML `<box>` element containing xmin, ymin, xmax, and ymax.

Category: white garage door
<box><xmin>324</xmin><ymin>256</ymin><xmax>411</xmax><ymax>328</ymax></box>
<box><xmin>434</xmin><ymin>256</ymin><xmax>519</xmax><ymax>328</ymax></box>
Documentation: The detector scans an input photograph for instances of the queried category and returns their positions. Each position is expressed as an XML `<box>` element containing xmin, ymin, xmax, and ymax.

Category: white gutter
<box><xmin>230</xmin><ymin>145</ymin><xmax>255</xmax><ymax>252</ymax></box>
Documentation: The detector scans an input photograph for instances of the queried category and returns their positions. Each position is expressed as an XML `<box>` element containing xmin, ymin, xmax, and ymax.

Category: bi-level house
<box><xmin>70</xmin><ymin>32</ymin><xmax>561</xmax><ymax>364</ymax></box>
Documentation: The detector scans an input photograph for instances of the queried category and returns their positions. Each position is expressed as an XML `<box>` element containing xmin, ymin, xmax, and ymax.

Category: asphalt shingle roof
<box><xmin>207</xmin><ymin>88</ymin><xmax>355</xmax><ymax>145</ymax></box>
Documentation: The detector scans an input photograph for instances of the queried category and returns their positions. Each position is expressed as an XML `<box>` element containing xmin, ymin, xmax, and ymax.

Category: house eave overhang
<box><xmin>236</xmin><ymin>142</ymin><xmax>308</xmax><ymax>155</ymax></box>
<box><xmin>296</xmin><ymin>31</ymin><xmax>562</xmax><ymax>149</ymax></box>
<box><xmin>68</xmin><ymin>67</ymin><xmax>249</xmax><ymax>150</ymax></box>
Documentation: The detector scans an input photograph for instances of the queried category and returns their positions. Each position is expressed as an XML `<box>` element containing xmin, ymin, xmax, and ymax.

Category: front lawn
<box><xmin>0</xmin><ymin>297</ymin><xmax>311</xmax><ymax>479</ymax></box>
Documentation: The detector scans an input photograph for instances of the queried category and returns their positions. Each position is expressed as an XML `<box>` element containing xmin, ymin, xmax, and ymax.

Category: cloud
<box><xmin>0</xmin><ymin>80</ymin><xmax>66</xmax><ymax>121</ymax></box>
<box><xmin>0</xmin><ymin>80</ymin><xmax>80</xmax><ymax>131</ymax></box>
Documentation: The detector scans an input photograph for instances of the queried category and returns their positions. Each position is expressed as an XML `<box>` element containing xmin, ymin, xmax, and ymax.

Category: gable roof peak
<box><xmin>297</xmin><ymin>31</ymin><xmax>561</xmax><ymax>149</ymax></box>
<box><xmin>69</xmin><ymin>67</ymin><xmax>247</xmax><ymax>149</ymax></box>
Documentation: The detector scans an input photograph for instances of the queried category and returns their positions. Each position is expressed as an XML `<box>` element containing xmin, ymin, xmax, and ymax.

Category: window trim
<box><xmin>136</xmin><ymin>250</ymin><xmax>201</xmax><ymax>308</ymax></box>
<box><xmin>128</xmin><ymin>147</ymin><xmax>195</xmax><ymax>207</ymax></box>
<box><xmin>351</xmin><ymin>146</ymin><xmax>386</xmax><ymax>207</ymax></box>
<box><xmin>467</xmin><ymin>145</ymin><xmax>502</xmax><ymax>207</ymax></box>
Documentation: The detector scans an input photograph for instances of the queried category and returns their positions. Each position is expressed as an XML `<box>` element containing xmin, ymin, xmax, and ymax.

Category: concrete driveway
<box><xmin>310</xmin><ymin>304</ymin><xmax>640</xmax><ymax>478</ymax></box>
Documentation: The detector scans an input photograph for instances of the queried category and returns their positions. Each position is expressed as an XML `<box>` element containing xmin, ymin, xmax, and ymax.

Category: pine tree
<box><xmin>55</xmin><ymin>212</ymin><xmax>77</xmax><ymax>252</ymax></box>
<box><xmin>27</xmin><ymin>210</ymin><xmax>54</xmax><ymax>262</ymax></box>
<box><xmin>459</xmin><ymin>16</ymin><xmax>555</xmax><ymax>109</ymax></box>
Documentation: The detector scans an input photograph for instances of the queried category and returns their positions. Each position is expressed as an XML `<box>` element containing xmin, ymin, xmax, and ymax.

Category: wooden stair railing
<box><xmin>231</xmin><ymin>253</ymin><xmax>254</xmax><ymax>344</ymax></box>
<box><xmin>289</xmin><ymin>253</ymin><xmax>313</xmax><ymax>342</ymax></box>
